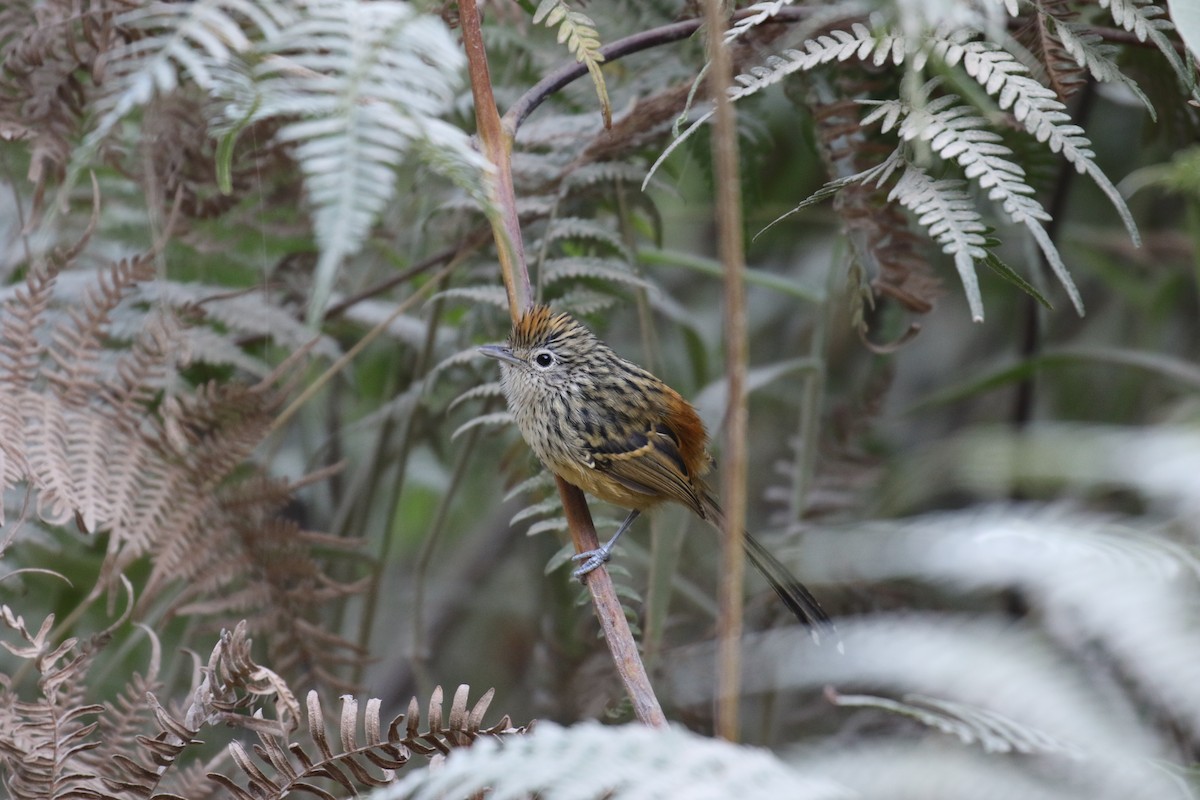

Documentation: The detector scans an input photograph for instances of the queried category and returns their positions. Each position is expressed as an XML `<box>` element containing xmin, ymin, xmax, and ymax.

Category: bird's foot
<box><xmin>570</xmin><ymin>547</ymin><xmax>611</xmax><ymax>580</ymax></box>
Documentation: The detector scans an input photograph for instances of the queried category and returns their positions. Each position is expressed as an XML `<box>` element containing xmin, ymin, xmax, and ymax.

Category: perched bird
<box><xmin>480</xmin><ymin>305</ymin><xmax>832</xmax><ymax>633</ymax></box>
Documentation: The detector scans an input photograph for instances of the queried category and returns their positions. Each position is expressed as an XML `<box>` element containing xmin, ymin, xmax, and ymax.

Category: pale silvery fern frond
<box><xmin>668</xmin><ymin>615</ymin><xmax>1185</xmax><ymax>799</ymax></box>
<box><xmin>1101</xmin><ymin>0</ymin><xmax>1195</xmax><ymax>89</ymax></box>
<box><xmin>85</xmin><ymin>0</ymin><xmax>293</xmax><ymax>155</ymax></box>
<box><xmin>380</xmin><ymin>721</ymin><xmax>853</xmax><ymax>800</ymax></box>
<box><xmin>646</xmin><ymin>11</ymin><xmax>1163</xmax><ymax>320</ymax></box>
<box><xmin>927</xmin><ymin>33</ymin><xmax>1140</xmax><ymax>245</ymax></box>
<box><xmin>887</xmin><ymin>163</ymin><xmax>989</xmax><ymax>320</ymax></box>
<box><xmin>725</xmin><ymin>0</ymin><xmax>792</xmax><ymax>43</ymax></box>
<box><xmin>891</xmin><ymin>0</ymin><xmax>1016</xmax><ymax>41</ymax></box>
<box><xmin>862</xmin><ymin>88</ymin><xmax>1084</xmax><ymax>314</ymax></box>
<box><xmin>229</xmin><ymin>0</ymin><xmax>490</xmax><ymax>322</ymax></box>
<box><xmin>1051</xmin><ymin>20</ymin><xmax>1156</xmax><ymax>119</ymax></box>
<box><xmin>644</xmin><ymin>23</ymin><xmax>904</xmax><ymax>186</ymax></box>
<box><xmin>831</xmin><ymin>691</ymin><xmax>1085</xmax><ymax>756</ymax></box>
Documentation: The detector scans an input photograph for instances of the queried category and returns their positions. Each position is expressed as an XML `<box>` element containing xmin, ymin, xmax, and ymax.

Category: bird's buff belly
<box><xmin>551</xmin><ymin>458</ymin><xmax>662</xmax><ymax>512</ymax></box>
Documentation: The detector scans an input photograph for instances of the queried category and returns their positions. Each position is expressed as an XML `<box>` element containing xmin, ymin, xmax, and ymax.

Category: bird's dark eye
<box><xmin>533</xmin><ymin>350</ymin><xmax>556</xmax><ymax>369</ymax></box>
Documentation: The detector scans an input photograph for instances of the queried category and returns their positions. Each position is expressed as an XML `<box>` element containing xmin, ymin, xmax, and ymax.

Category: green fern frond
<box><xmin>502</xmin><ymin>473</ymin><xmax>557</xmax><ymax>503</ymax></box>
<box><xmin>451</xmin><ymin>411</ymin><xmax>513</xmax><ymax>441</ymax></box>
<box><xmin>510</xmin><ymin>498</ymin><xmax>562</xmax><ymax>526</ymax></box>
<box><xmin>542</xmin><ymin>257</ymin><xmax>655</xmax><ymax>293</ymax></box>
<box><xmin>528</xmin><ymin>517</ymin><xmax>571</xmax><ymax>537</ymax></box>
<box><xmin>449</xmin><ymin>381</ymin><xmax>505</xmax><ymax>413</ymax></box>
<box><xmin>428</xmin><ymin>345</ymin><xmax>498</xmax><ymax>388</ymax></box>
<box><xmin>532</xmin><ymin>0</ymin><xmax>612</xmax><ymax>128</ymax></box>
<box><xmin>544</xmin><ymin>217</ymin><xmax>633</xmax><ymax>261</ymax></box>
<box><xmin>562</xmin><ymin>161</ymin><xmax>653</xmax><ymax>191</ymax></box>
<box><xmin>555</xmin><ymin>287</ymin><xmax>622</xmax><ymax>316</ymax></box>
<box><xmin>431</xmin><ymin>285</ymin><xmax>510</xmax><ymax>310</ymax></box>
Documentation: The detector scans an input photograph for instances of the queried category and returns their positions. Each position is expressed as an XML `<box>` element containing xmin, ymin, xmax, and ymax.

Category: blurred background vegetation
<box><xmin>0</xmin><ymin>0</ymin><xmax>1198</xmax><ymax>797</ymax></box>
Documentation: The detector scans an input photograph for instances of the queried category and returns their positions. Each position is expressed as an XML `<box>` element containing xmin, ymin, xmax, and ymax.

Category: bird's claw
<box><xmin>571</xmin><ymin>548</ymin><xmax>610</xmax><ymax>580</ymax></box>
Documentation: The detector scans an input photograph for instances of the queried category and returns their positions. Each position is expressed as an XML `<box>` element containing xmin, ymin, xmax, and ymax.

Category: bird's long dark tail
<box><xmin>701</xmin><ymin>492</ymin><xmax>835</xmax><ymax>640</ymax></box>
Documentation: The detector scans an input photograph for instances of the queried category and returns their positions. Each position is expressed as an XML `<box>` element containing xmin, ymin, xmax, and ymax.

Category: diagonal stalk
<box><xmin>459</xmin><ymin>0</ymin><xmax>664</xmax><ymax>727</ymax></box>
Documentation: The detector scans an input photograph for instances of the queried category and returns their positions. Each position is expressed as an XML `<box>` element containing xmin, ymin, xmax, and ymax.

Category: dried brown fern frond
<box><xmin>162</xmin><ymin>475</ymin><xmax>368</xmax><ymax>695</ymax></box>
<box><xmin>92</xmin><ymin>372</ymin><xmax>288</xmax><ymax>597</ymax></box>
<box><xmin>184</xmin><ymin>621</ymin><xmax>301</xmax><ymax>735</ymax></box>
<box><xmin>1</xmin><ymin>253</ymin><xmax>361</xmax><ymax>696</ymax></box>
<box><xmin>810</xmin><ymin>73</ymin><xmax>942</xmax><ymax>323</ymax></box>
<box><xmin>71</xmin><ymin>630</ymin><xmax>209</xmax><ymax>800</ymax></box>
<box><xmin>1014</xmin><ymin>0</ymin><xmax>1087</xmax><ymax>102</ymax></box>
<box><xmin>836</xmin><ymin>182</ymin><xmax>941</xmax><ymax>317</ymax></box>
<box><xmin>0</xmin><ymin>605</ymin><xmax>107</xmax><ymax>800</ymax></box>
<box><xmin>11</xmin><ymin>254</ymin><xmax>164</xmax><ymax>535</ymax></box>
<box><xmin>132</xmin><ymin>95</ymin><xmax>296</xmax><ymax>225</ymax></box>
<box><xmin>208</xmin><ymin>681</ymin><xmax>530</xmax><ymax>800</ymax></box>
<box><xmin>0</xmin><ymin>0</ymin><xmax>132</xmax><ymax>212</ymax></box>
<box><xmin>78</xmin><ymin>626</ymin><xmax>164</xmax><ymax>776</ymax></box>
<box><xmin>0</xmin><ymin>263</ymin><xmax>56</xmax><ymax>503</ymax></box>
<box><xmin>98</xmin><ymin>695</ymin><xmax>201</xmax><ymax>800</ymax></box>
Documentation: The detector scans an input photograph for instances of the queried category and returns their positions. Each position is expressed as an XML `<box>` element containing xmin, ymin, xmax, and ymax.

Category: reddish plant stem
<box><xmin>459</xmin><ymin>1</ymin><xmax>664</xmax><ymax>727</ymax></box>
<box><xmin>557</xmin><ymin>476</ymin><xmax>667</xmax><ymax>727</ymax></box>
<box><xmin>459</xmin><ymin>0</ymin><xmax>531</xmax><ymax>320</ymax></box>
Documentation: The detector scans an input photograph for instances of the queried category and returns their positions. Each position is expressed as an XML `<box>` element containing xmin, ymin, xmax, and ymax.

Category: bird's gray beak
<box><xmin>478</xmin><ymin>344</ymin><xmax>522</xmax><ymax>367</ymax></box>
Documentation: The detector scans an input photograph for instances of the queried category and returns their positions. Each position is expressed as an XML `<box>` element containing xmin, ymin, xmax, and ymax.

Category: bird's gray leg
<box><xmin>571</xmin><ymin>509</ymin><xmax>641</xmax><ymax>579</ymax></box>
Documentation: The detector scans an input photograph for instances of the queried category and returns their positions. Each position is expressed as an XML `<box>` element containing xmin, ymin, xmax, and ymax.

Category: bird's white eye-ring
<box><xmin>532</xmin><ymin>349</ymin><xmax>556</xmax><ymax>370</ymax></box>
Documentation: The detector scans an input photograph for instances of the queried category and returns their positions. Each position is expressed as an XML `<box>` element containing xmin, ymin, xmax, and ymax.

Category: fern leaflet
<box><xmin>1101</xmin><ymin>0</ymin><xmax>1195</xmax><ymax>90</ymax></box>
<box><xmin>888</xmin><ymin>164</ymin><xmax>990</xmax><ymax>320</ymax></box>
<box><xmin>1051</xmin><ymin>20</ymin><xmax>1155</xmax><ymax>120</ymax></box>
<box><xmin>533</xmin><ymin>0</ymin><xmax>612</xmax><ymax>128</ymax></box>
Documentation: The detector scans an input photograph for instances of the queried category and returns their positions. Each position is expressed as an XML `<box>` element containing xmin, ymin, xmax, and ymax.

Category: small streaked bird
<box><xmin>480</xmin><ymin>305</ymin><xmax>832</xmax><ymax>634</ymax></box>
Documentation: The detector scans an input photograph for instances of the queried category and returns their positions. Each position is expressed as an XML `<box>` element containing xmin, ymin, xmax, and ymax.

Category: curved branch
<box><xmin>501</xmin><ymin>8</ymin><xmax>819</xmax><ymax>136</ymax></box>
<box><xmin>500</xmin><ymin>14</ymin><xmax>1183</xmax><ymax>139</ymax></box>
<box><xmin>556</xmin><ymin>476</ymin><xmax>667</xmax><ymax>727</ymax></box>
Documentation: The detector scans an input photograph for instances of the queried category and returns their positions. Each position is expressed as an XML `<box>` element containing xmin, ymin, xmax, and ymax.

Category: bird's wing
<box><xmin>585</xmin><ymin>422</ymin><xmax>705</xmax><ymax>516</ymax></box>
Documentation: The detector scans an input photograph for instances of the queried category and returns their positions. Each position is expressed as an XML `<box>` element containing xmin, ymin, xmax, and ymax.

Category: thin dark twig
<box><xmin>502</xmin><ymin>8</ymin><xmax>818</xmax><ymax>135</ymax></box>
<box><xmin>323</xmin><ymin>227</ymin><xmax>491</xmax><ymax>319</ymax></box>
<box><xmin>1012</xmin><ymin>80</ymin><xmax>1097</xmax><ymax>430</ymax></box>
<box><xmin>501</xmin><ymin>15</ymin><xmax>1183</xmax><ymax>139</ymax></box>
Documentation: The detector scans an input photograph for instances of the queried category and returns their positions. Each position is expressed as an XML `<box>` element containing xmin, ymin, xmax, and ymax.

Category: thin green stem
<box><xmin>347</xmin><ymin>278</ymin><xmax>453</xmax><ymax>684</ymax></box>
<box><xmin>460</xmin><ymin>0</ymin><xmax>530</xmax><ymax>318</ymax></box>
<box><xmin>790</xmin><ymin>250</ymin><xmax>839</xmax><ymax>524</ymax></box>
<box><xmin>410</xmin><ymin>405</ymin><xmax>490</xmax><ymax>696</ymax></box>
